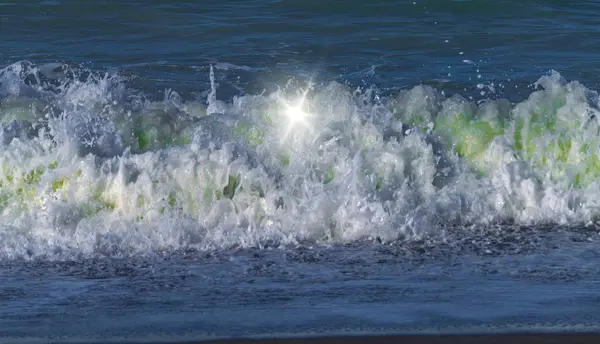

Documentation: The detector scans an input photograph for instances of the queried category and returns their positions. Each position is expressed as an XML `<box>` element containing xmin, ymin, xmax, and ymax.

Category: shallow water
<box><xmin>2</xmin><ymin>0</ymin><xmax>600</xmax><ymax>342</ymax></box>
<box><xmin>3</xmin><ymin>231</ymin><xmax>600</xmax><ymax>341</ymax></box>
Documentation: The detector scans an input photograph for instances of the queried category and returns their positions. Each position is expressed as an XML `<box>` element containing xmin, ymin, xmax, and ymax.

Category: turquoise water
<box><xmin>2</xmin><ymin>1</ymin><xmax>600</xmax><ymax>342</ymax></box>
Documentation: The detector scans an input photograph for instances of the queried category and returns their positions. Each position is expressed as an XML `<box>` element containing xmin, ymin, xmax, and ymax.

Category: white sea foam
<box><xmin>1</xmin><ymin>62</ymin><xmax>599</xmax><ymax>260</ymax></box>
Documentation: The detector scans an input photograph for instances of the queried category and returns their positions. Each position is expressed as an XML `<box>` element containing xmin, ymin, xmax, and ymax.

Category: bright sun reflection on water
<box><xmin>279</xmin><ymin>87</ymin><xmax>314</xmax><ymax>143</ymax></box>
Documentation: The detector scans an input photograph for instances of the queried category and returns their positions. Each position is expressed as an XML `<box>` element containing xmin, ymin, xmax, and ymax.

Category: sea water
<box><xmin>1</xmin><ymin>1</ymin><xmax>600</xmax><ymax>342</ymax></box>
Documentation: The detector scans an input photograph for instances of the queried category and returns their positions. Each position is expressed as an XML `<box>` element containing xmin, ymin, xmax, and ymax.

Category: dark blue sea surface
<box><xmin>2</xmin><ymin>1</ymin><xmax>600</xmax><ymax>342</ymax></box>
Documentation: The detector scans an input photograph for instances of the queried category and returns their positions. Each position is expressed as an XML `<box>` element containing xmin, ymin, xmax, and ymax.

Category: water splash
<box><xmin>1</xmin><ymin>62</ymin><xmax>599</xmax><ymax>260</ymax></box>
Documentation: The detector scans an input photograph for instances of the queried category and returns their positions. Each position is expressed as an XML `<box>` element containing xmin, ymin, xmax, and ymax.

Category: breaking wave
<box><xmin>1</xmin><ymin>61</ymin><xmax>599</xmax><ymax>260</ymax></box>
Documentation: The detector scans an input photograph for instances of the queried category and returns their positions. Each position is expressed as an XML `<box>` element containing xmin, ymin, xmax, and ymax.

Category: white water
<box><xmin>1</xmin><ymin>62</ymin><xmax>600</xmax><ymax>260</ymax></box>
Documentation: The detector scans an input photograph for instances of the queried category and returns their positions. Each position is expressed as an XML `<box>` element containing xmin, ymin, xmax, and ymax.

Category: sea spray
<box><xmin>1</xmin><ymin>62</ymin><xmax>600</xmax><ymax>260</ymax></box>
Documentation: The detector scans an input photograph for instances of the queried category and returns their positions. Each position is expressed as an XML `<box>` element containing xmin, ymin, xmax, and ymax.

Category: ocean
<box><xmin>1</xmin><ymin>0</ymin><xmax>600</xmax><ymax>342</ymax></box>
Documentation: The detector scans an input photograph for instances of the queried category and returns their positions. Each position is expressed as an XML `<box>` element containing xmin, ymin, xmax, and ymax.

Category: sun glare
<box><xmin>279</xmin><ymin>88</ymin><xmax>314</xmax><ymax>143</ymax></box>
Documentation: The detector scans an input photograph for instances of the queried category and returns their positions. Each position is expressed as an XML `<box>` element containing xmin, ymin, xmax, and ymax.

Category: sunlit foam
<box><xmin>279</xmin><ymin>88</ymin><xmax>315</xmax><ymax>143</ymax></box>
<box><xmin>4</xmin><ymin>63</ymin><xmax>600</xmax><ymax>260</ymax></box>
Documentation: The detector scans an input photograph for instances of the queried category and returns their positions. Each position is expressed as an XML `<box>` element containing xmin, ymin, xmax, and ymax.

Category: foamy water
<box><xmin>1</xmin><ymin>62</ymin><xmax>600</xmax><ymax>260</ymax></box>
<box><xmin>4</xmin><ymin>1</ymin><xmax>600</xmax><ymax>341</ymax></box>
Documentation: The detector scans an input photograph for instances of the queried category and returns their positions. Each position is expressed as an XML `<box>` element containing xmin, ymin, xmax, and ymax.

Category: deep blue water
<box><xmin>3</xmin><ymin>0</ymin><xmax>600</xmax><ymax>98</ymax></box>
<box><xmin>2</xmin><ymin>1</ymin><xmax>600</xmax><ymax>342</ymax></box>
